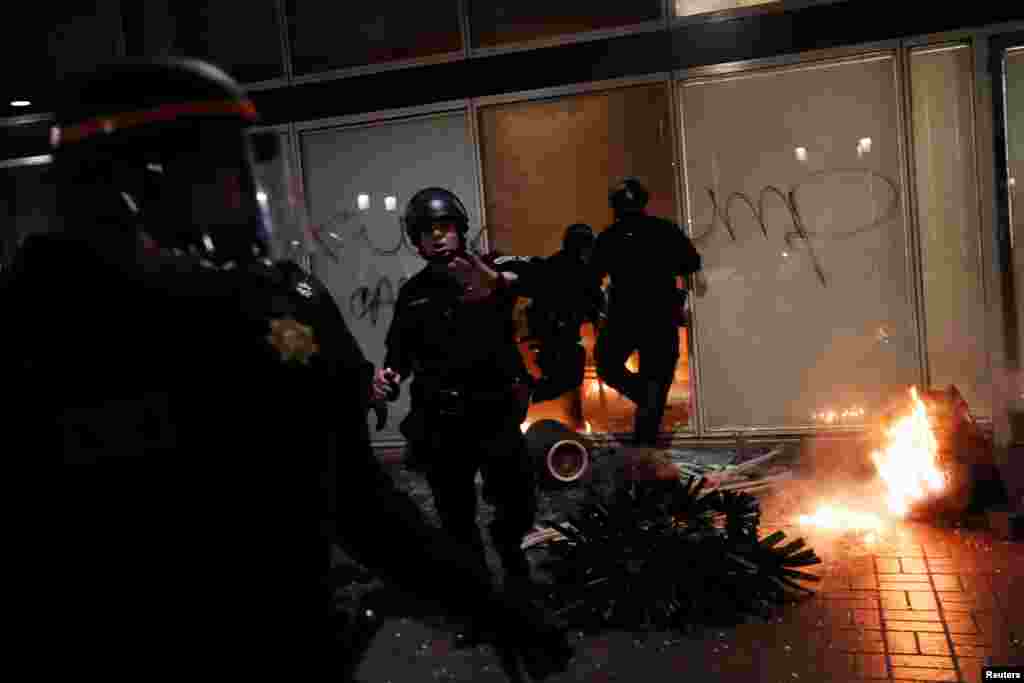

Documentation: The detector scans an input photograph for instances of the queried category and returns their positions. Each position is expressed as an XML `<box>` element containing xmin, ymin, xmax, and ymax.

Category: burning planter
<box><xmin>870</xmin><ymin>385</ymin><xmax>980</xmax><ymax>520</ymax></box>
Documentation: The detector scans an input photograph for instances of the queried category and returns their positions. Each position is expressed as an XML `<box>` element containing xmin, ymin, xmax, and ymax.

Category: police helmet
<box><xmin>50</xmin><ymin>58</ymin><xmax>279</xmax><ymax>265</ymax></box>
<box><xmin>563</xmin><ymin>223</ymin><xmax>595</xmax><ymax>252</ymax></box>
<box><xmin>609</xmin><ymin>177</ymin><xmax>649</xmax><ymax>215</ymax></box>
<box><xmin>402</xmin><ymin>188</ymin><xmax>470</xmax><ymax>247</ymax></box>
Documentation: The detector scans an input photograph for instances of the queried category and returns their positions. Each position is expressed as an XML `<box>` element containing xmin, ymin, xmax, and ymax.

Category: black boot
<box><xmin>633</xmin><ymin>380</ymin><xmax>668</xmax><ymax>447</ymax></box>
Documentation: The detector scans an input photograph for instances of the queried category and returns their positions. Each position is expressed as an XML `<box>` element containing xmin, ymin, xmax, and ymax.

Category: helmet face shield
<box><xmin>115</xmin><ymin>125</ymin><xmax>264</xmax><ymax>264</ymax></box>
<box><xmin>139</xmin><ymin>127</ymin><xmax>311</xmax><ymax>267</ymax></box>
<box><xmin>45</xmin><ymin>59</ymin><xmax>344</xmax><ymax>268</ymax></box>
<box><xmin>246</xmin><ymin>129</ymin><xmax>315</xmax><ymax>266</ymax></box>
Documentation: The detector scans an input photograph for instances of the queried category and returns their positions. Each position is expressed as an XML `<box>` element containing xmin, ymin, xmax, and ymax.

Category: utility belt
<box><xmin>424</xmin><ymin>378</ymin><xmax>530</xmax><ymax>417</ymax></box>
<box><xmin>401</xmin><ymin>378</ymin><xmax>531</xmax><ymax>443</ymax></box>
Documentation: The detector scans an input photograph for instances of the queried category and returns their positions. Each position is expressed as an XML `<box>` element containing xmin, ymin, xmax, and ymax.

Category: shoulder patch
<box><xmin>267</xmin><ymin>318</ymin><xmax>319</xmax><ymax>365</ymax></box>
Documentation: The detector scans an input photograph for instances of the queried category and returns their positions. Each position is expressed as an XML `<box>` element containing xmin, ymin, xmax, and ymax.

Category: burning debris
<box><xmin>871</xmin><ymin>386</ymin><xmax>947</xmax><ymax>517</ymax></box>
<box><xmin>872</xmin><ymin>385</ymin><xmax>982</xmax><ymax>520</ymax></box>
<box><xmin>794</xmin><ymin>384</ymin><xmax>988</xmax><ymax>533</ymax></box>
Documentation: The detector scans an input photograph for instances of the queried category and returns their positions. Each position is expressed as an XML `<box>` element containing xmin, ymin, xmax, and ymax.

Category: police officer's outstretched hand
<box><xmin>448</xmin><ymin>249</ymin><xmax>505</xmax><ymax>303</ymax></box>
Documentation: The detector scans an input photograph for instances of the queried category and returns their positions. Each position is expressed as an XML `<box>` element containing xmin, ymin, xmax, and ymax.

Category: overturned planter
<box><xmin>524</xmin><ymin>419</ymin><xmax>593</xmax><ymax>489</ymax></box>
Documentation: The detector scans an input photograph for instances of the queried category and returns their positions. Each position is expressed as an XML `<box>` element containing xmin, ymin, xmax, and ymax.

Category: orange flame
<box><xmin>587</xmin><ymin>378</ymin><xmax>617</xmax><ymax>398</ymax></box>
<box><xmin>797</xmin><ymin>505</ymin><xmax>884</xmax><ymax>531</ymax></box>
<box><xmin>796</xmin><ymin>388</ymin><xmax>944</xmax><ymax>533</ymax></box>
<box><xmin>870</xmin><ymin>386</ymin><xmax>945</xmax><ymax>517</ymax></box>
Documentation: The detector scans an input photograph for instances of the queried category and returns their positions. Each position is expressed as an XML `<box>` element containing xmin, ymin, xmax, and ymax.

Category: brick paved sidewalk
<box><xmin>349</xmin><ymin>503</ymin><xmax>1022</xmax><ymax>682</ymax></box>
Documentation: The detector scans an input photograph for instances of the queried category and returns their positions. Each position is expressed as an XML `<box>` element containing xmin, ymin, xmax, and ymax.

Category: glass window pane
<box><xmin>2</xmin><ymin>15</ymin><xmax>57</xmax><ymax>115</ymax></box>
<box><xmin>298</xmin><ymin>113</ymin><xmax>481</xmax><ymax>442</ymax></box>
<box><xmin>0</xmin><ymin>164</ymin><xmax>61</xmax><ymax>272</ymax></box>
<box><xmin>287</xmin><ymin>1</ymin><xmax>463</xmax><ymax>76</ymax></box>
<box><xmin>680</xmin><ymin>54</ymin><xmax>919</xmax><ymax>430</ymax></box>
<box><xmin>470</xmin><ymin>1</ymin><xmax>662</xmax><ymax>49</ymax></box>
<box><xmin>136</xmin><ymin>0</ymin><xmax>285</xmax><ymax>83</ymax></box>
<box><xmin>479</xmin><ymin>84</ymin><xmax>692</xmax><ymax>436</ymax></box>
<box><xmin>674</xmin><ymin>0</ymin><xmax>779</xmax><ymax>17</ymax></box>
<box><xmin>910</xmin><ymin>45</ymin><xmax>991</xmax><ymax>418</ymax></box>
<box><xmin>50</xmin><ymin>1</ymin><xmax>123</xmax><ymax>81</ymax></box>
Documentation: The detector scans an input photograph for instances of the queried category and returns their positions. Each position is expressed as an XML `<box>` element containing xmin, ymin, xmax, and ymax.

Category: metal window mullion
<box><xmin>669</xmin><ymin>77</ymin><xmax>704</xmax><ymax>437</ymax></box>
<box><xmin>896</xmin><ymin>41</ymin><xmax>931</xmax><ymax>390</ymax></box>
<box><xmin>275</xmin><ymin>0</ymin><xmax>294</xmax><ymax>84</ymax></box>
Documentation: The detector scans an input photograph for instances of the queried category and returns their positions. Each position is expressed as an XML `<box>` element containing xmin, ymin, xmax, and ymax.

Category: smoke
<box><xmin>755</xmin><ymin>437</ymin><xmax>900</xmax><ymax>554</ymax></box>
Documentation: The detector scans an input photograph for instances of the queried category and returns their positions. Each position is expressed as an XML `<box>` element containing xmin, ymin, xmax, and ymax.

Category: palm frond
<box><xmin>530</xmin><ymin>475</ymin><xmax>821</xmax><ymax>633</ymax></box>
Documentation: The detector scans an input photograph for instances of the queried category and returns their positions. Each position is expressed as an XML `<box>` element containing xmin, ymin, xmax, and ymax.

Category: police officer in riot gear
<box><xmin>593</xmin><ymin>177</ymin><xmax>704</xmax><ymax>446</ymax></box>
<box><xmin>373</xmin><ymin>187</ymin><xmax>539</xmax><ymax>590</ymax></box>
<box><xmin>524</xmin><ymin>223</ymin><xmax>605</xmax><ymax>407</ymax></box>
<box><xmin>5</xmin><ymin>59</ymin><xmax>570</xmax><ymax>680</ymax></box>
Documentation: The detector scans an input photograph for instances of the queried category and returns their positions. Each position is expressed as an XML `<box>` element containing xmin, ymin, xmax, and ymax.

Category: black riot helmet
<box><xmin>49</xmin><ymin>58</ymin><xmax>287</xmax><ymax>266</ymax></box>
<box><xmin>402</xmin><ymin>187</ymin><xmax>470</xmax><ymax>248</ymax></box>
<box><xmin>562</xmin><ymin>223</ymin><xmax>595</xmax><ymax>259</ymax></box>
<box><xmin>609</xmin><ymin>177</ymin><xmax>649</xmax><ymax>216</ymax></box>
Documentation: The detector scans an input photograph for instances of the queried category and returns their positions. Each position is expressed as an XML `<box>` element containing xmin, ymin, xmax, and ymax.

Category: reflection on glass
<box><xmin>674</xmin><ymin>0</ymin><xmax>778</xmax><ymax>17</ymax></box>
<box><xmin>479</xmin><ymin>84</ymin><xmax>690</xmax><ymax>436</ymax></box>
<box><xmin>287</xmin><ymin>0</ymin><xmax>462</xmax><ymax>75</ymax></box>
<box><xmin>470</xmin><ymin>0</ymin><xmax>662</xmax><ymax>49</ymax></box>
<box><xmin>909</xmin><ymin>45</ymin><xmax>989</xmax><ymax>417</ymax></box>
<box><xmin>357</xmin><ymin>194</ymin><xmax>370</xmax><ymax>211</ymax></box>
<box><xmin>680</xmin><ymin>54</ymin><xmax>918</xmax><ymax>430</ymax></box>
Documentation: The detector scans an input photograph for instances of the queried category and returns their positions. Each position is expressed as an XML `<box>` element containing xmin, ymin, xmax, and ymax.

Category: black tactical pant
<box><xmin>596</xmin><ymin>315</ymin><xmax>680</xmax><ymax>446</ymax></box>
<box><xmin>531</xmin><ymin>336</ymin><xmax>586</xmax><ymax>404</ymax></box>
<box><xmin>409</xmin><ymin>413</ymin><xmax>537</xmax><ymax>583</ymax></box>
